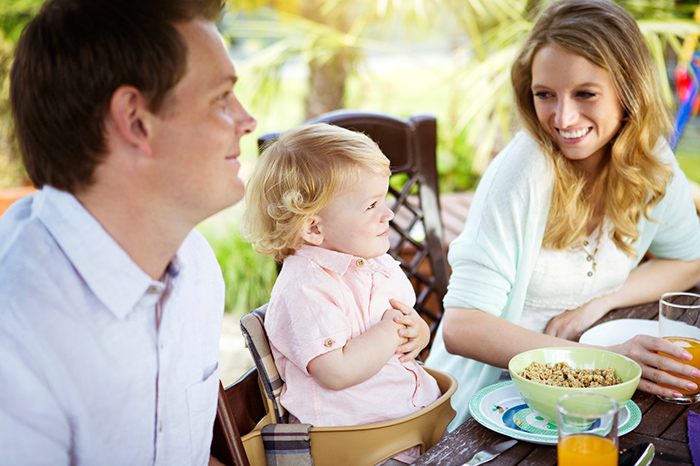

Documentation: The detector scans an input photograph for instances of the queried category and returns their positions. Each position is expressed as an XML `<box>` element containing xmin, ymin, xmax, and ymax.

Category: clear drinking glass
<box><xmin>557</xmin><ymin>393</ymin><xmax>619</xmax><ymax>466</ymax></box>
<box><xmin>658</xmin><ymin>292</ymin><xmax>700</xmax><ymax>404</ymax></box>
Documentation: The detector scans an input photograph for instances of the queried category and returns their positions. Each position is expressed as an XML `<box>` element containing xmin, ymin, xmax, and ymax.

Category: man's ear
<box><xmin>109</xmin><ymin>85</ymin><xmax>152</xmax><ymax>157</ymax></box>
<box><xmin>300</xmin><ymin>216</ymin><xmax>324</xmax><ymax>246</ymax></box>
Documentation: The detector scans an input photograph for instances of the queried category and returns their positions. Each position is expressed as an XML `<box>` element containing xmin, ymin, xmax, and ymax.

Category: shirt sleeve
<box><xmin>266</xmin><ymin>266</ymin><xmax>353</xmax><ymax>376</ymax></box>
<box><xmin>644</xmin><ymin>142</ymin><xmax>700</xmax><ymax>261</ymax></box>
<box><xmin>444</xmin><ymin>132</ymin><xmax>552</xmax><ymax>318</ymax></box>
<box><xmin>0</xmin><ymin>330</ymin><xmax>71</xmax><ymax>465</ymax></box>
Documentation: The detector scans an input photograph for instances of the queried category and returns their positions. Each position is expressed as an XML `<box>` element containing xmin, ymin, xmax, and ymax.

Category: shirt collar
<box><xmin>293</xmin><ymin>245</ymin><xmax>393</xmax><ymax>278</ymax></box>
<box><xmin>36</xmin><ymin>186</ymin><xmax>177</xmax><ymax>319</ymax></box>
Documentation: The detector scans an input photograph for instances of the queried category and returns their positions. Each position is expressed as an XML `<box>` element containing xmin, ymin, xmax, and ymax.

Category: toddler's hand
<box><xmin>389</xmin><ymin>299</ymin><xmax>430</xmax><ymax>362</ymax></box>
<box><xmin>381</xmin><ymin>308</ymin><xmax>408</xmax><ymax>346</ymax></box>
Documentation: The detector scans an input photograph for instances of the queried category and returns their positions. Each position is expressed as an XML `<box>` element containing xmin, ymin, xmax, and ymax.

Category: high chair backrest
<box><xmin>258</xmin><ymin>110</ymin><xmax>449</xmax><ymax>358</ymax></box>
<box><xmin>238</xmin><ymin>303</ymin><xmax>286</xmax><ymax>423</ymax></box>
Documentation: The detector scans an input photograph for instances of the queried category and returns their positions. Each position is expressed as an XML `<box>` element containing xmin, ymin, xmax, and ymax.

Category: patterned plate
<box><xmin>468</xmin><ymin>381</ymin><xmax>641</xmax><ymax>445</ymax></box>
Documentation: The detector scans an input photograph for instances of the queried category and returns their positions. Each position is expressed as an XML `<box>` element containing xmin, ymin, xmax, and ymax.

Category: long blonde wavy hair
<box><xmin>511</xmin><ymin>0</ymin><xmax>673</xmax><ymax>256</ymax></box>
<box><xmin>240</xmin><ymin>123</ymin><xmax>390</xmax><ymax>262</ymax></box>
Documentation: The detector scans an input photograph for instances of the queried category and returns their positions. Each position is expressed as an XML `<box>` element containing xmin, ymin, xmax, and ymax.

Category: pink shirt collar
<box><xmin>292</xmin><ymin>244</ymin><xmax>393</xmax><ymax>278</ymax></box>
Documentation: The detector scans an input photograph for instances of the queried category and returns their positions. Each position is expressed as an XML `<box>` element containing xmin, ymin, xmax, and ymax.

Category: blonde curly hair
<box><xmin>241</xmin><ymin>123</ymin><xmax>391</xmax><ymax>262</ymax></box>
<box><xmin>511</xmin><ymin>0</ymin><xmax>673</xmax><ymax>256</ymax></box>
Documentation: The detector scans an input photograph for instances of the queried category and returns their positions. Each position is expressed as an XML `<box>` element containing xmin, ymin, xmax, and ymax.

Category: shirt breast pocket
<box><xmin>186</xmin><ymin>364</ymin><xmax>219</xmax><ymax>465</ymax></box>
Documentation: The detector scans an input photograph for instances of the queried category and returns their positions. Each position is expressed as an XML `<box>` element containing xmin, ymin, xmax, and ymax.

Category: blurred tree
<box><xmin>224</xmin><ymin>0</ymin><xmax>442</xmax><ymax>119</ymax></box>
<box><xmin>0</xmin><ymin>0</ymin><xmax>42</xmax><ymax>188</ymax></box>
<box><xmin>225</xmin><ymin>0</ymin><xmax>700</xmax><ymax>184</ymax></box>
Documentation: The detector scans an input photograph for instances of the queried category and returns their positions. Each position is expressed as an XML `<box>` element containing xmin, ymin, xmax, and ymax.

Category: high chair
<box><xmin>231</xmin><ymin>303</ymin><xmax>457</xmax><ymax>466</ymax></box>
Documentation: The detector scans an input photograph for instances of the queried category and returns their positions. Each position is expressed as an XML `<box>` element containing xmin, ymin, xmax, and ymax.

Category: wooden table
<box><xmin>413</xmin><ymin>298</ymin><xmax>700</xmax><ymax>466</ymax></box>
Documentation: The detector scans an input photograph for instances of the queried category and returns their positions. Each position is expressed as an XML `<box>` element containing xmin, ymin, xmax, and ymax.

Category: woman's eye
<box><xmin>577</xmin><ymin>91</ymin><xmax>595</xmax><ymax>99</ymax></box>
<box><xmin>533</xmin><ymin>91</ymin><xmax>551</xmax><ymax>100</ymax></box>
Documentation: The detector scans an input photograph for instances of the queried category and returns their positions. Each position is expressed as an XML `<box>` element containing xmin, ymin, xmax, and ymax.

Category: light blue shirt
<box><xmin>427</xmin><ymin>132</ymin><xmax>700</xmax><ymax>430</ymax></box>
<box><xmin>0</xmin><ymin>186</ymin><xmax>225</xmax><ymax>465</ymax></box>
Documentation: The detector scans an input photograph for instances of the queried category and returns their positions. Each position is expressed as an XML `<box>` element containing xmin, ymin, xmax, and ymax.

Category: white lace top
<box><xmin>519</xmin><ymin>221</ymin><xmax>635</xmax><ymax>333</ymax></box>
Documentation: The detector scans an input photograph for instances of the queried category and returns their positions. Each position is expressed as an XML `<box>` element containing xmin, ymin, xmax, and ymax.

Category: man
<box><xmin>0</xmin><ymin>0</ymin><xmax>256</xmax><ymax>464</ymax></box>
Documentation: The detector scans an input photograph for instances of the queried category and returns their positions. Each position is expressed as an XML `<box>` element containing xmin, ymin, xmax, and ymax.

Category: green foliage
<box><xmin>0</xmin><ymin>29</ymin><xmax>24</xmax><ymax>189</ymax></box>
<box><xmin>0</xmin><ymin>0</ymin><xmax>41</xmax><ymax>42</ymax></box>
<box><xmin>197</xmin><ymin>212</ymin><xmax>278</xmax><ymax>317</ymax></box>
<box><xmin>677</xmin><ymin>156</ymin><xmax>700</xmax><ymax>184</ymax></box>
<box><xmin>0</xmin><ymin>0</ymin><xmax>42</xmax><ymax>188</ymax></box>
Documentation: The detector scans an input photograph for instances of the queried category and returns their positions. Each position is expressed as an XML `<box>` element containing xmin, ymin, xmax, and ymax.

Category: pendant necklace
<box><xmin>581</xmin><ymin>224</ymin><xmax>603</xmax><ymax>277</ymax></box>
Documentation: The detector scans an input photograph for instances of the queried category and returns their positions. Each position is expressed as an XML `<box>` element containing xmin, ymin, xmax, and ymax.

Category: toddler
<box><xmin>241</xmin><ymin>123</ymin><xmax>442</xmax><ymax>464</ymax></box>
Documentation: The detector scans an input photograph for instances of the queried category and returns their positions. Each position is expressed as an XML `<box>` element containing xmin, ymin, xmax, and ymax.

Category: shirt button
<box><xmin>324</xmin><ymin>338</ymin><xmax>334</xmax><ymax>347</ymax></box>
<box><xmin>147</xmin><ymin>286</ymin><xmax>160</xmax><ymax>294</ymax></box>
<box><xmin>587</xmin><ymin>271</ymin><xmax>593</xmax><ymax>277</ymax></box>
<box><xmin>158</xmin><ymin>421</ymin><xmax>163</xmax><ymax>432</ymax></box>
<box><xmin>586</xmin><ymin>255</ymin><xmax>592</xmax><ymax>262</ymax></box>
<box><xmin>356</xmin><ymin>258</ymin><xmax>365</xmax><ymax>267</ymax></box>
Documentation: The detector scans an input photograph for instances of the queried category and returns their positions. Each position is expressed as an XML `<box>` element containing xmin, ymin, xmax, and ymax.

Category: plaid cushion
<box><xmin>261</xmin><ymin>423</ymin><xmax>314</xmax><ymax>466</ymax></box>
<box><xmin>240</xmin><ymin>304</ymin><xmax>287</xmax><ymax>422</ymax></box>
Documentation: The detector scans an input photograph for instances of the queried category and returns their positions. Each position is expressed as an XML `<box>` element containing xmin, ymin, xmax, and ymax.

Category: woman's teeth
<box><xmin>559</xmin><ymin>128</ymin><xmax>590</xmax><ymax>139</ymax></box>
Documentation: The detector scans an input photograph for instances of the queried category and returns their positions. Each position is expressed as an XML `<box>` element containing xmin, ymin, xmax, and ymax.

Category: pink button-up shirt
<box><xmin>265</xmin><ymin>245</ymin><xmax>441</xmax><ymax>428</ymax></box>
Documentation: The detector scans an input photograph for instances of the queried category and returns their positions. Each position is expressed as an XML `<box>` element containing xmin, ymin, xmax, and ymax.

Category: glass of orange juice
<box><xmin>658</xmin><ymin>292</ymin><xmax>700</xmax><ymax>404</ymax></box>
<box><xmin>557</xmin><ymin>393</ymin><xmax>619</xmax><ymax>466</ymax></box>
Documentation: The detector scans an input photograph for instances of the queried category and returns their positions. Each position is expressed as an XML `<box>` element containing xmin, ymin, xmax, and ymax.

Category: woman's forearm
<box><xmin>441</xmin><ymin>307</ymin><xmax>580</xmax><ymax>368</ymax></box>
<box><xmin>601</xmin><ymin>257</ymin><xmax>700</xmax><ymax>311</ymax></box>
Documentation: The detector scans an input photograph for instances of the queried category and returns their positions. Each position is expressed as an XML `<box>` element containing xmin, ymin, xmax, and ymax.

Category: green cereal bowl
<box><xmin>508</xmin><ymin>347</ymin><xmax>642</xmax><ymax>423</ymax></box>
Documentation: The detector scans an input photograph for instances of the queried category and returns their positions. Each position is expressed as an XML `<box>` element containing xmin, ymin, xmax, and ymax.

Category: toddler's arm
<box><xmin>389</xmin><ymin>298</ymin><xmax>430</xmax><ymax>362</ymax></box>
<box><xmin>307</xmin><ymin>309</ymin><xmax>407</xmax><ymax>390</ymax></box>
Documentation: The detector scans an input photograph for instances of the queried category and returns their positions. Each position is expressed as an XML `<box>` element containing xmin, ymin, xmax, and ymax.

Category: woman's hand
<box><xmin>608</xmin><ymin>335</ymin><xmax>700</xmax><ymax>397</ymax></box>
<box><xmin>545</xmin><ymin>297</ymin><xmax>612</xmax><ymax>340</ymax></box>
<box><xmin>388</xmin><ymin>299</ymin><xmax>430</xmax><ymax>362</ymax></box>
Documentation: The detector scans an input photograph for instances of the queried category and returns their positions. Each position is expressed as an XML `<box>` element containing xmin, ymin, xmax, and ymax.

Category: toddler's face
<box><xmin>314</xmin><ymin>172</ymin><xmax>394</xmax><ymax>259</ymax></box>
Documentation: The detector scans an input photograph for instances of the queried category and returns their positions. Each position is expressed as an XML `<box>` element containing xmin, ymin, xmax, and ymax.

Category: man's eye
<box><xmin>217</xmin><ymin>91</ymin><xmax>231</xmax><ymax>102</ymax></box>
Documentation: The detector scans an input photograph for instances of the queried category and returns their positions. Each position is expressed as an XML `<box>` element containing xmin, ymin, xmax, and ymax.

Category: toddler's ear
<box><xmin>301</xmin><ymin>217</ymin><xmax>324</xmax><ymax>246</ymax></box>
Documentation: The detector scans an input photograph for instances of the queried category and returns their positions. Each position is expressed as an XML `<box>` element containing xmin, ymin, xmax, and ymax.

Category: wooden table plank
<box><xmin>515</xmin><ymin>446</ymin><xmax>557</xmax><ymax>466</ymax></box>
<box><xmin>664</xmin><ymin>404</ymin><xmax>699</xmax><ymax>442</ymax></box>
<box><xmin>619</xmin><ymin>431</ymin><xmax>692</xmax><ymax>465</ymax></box>
<box><xmin>636</xmin><ymin>401</ymin><xmax>687</xmax><ymax>437</ymax></box>
<box><xmin>633</xmin><ymin>391</ymin><xmax>658</xmax><ymax>412</ymax></box>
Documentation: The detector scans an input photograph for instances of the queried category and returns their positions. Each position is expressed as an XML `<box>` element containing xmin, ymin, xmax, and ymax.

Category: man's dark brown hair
<box><xmin>10</xmin><ymin>0</ymin><xmax>225</xmax><ymax>193</ymax></box>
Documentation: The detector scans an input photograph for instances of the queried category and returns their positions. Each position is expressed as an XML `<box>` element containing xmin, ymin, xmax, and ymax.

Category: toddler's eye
<box><xmin>367</xmin><ymin>201</ymin><xmax>377</xmax><ymax>210</ymax></box>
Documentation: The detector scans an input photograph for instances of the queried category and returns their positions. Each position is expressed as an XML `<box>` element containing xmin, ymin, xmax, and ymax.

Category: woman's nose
<box><xmin>554</xmin><ymin>98</ymin><xmax>578</xmax><ymax>128</ymax></box>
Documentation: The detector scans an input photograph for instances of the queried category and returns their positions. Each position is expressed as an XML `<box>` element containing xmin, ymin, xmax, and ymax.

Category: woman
<box><xmin>426</xmin><ymin>0</ymin><xmax>700</xmax><ymax>428</ymax></box>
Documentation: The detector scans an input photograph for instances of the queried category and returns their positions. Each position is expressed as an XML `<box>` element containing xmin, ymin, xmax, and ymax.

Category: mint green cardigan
<box><xmin>426</xmin><ymin>131</ymin><xmax>700</xmax><ymax>430</ymax></box>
